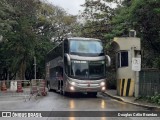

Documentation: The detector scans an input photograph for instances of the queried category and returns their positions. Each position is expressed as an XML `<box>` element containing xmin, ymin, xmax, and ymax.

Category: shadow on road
<box><xmin>50</xmin><ymin>90</ymin><xmax>98</xmax><ymax>98</ymax></box>
<box><xmin>66</xmin><ymin>92</ymin><xmax>98</xmax><ymax>98</ymax></box>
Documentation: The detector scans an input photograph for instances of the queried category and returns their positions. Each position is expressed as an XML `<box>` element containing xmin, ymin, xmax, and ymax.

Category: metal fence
<box><xmin>139</xmin><ymin>69</ymin><xmax>160</xmax><ymax>96</ymax></box>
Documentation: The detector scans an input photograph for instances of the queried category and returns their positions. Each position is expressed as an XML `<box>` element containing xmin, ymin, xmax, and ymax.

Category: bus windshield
<box><xmin>71</xmin><ymin>60</ymin><xmax>105</xmax><ymax>79</ymax></box>
<box><xmin>70</xmin><ymin>40</ymin><xmax>104</xmax><ymax>54</ymax></box>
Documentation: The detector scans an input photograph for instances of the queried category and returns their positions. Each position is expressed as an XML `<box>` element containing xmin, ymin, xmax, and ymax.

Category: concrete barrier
<box><xmin>117</xmin><ymin>78</ymin><xmax>134</xmax><ymax>97</ymax></box>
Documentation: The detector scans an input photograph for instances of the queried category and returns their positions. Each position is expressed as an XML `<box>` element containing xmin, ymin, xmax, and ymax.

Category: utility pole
<box><xmin>34</xmin><ymin>56</ymin><xmax>36</xmax><ymax>80</ymax></box>
<box><xmin>0</xmin><ymin>35</ymin><xmax>3</xmax><ymax>42</ymax></box>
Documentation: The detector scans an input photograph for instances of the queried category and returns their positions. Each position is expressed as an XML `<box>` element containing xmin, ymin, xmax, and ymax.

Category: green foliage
<box><xmin>105</xmin><ymin>0</ymin><xmax>160</xmax><ymax>69</ymax></box>
<box><xmin>105</xmin><ymin>0</ymin><xmax>134</xmax><ymax>40</ymax></box>
<box><xmin>1</xmin><ymin>0</ymin><xmax>160</xmax><ymax>81</ymax></box>
<box><xmin>0</xmin><ymin>0</ymin><xmax>78</xmax><ymax>80</ymax></box>
<box><xmin>138</xmin><ymin>94</ymin><xmax>160</xmax><ymax>105</ymax></box>
<box><xmin>81</xmin><ymin>0</ymin><xmax>115</xmax><ymax>43</ymax></box>
<box><xmin>106</xmin><ymin>72</ymin><xmax>116</xmax><ymax>89</ymax></box>
<box><xmin>130</xmin><ymin>0</ymin><xmax>160</xmax><ymax>68</ymax></box>
<box><xmin>151</xmin><ymin>96</ymin><xmax>159</xmax><ymax>103</ymax></box>
<box><xmin>146</xmin><ymin>95</ymin><xmax>151</xmax><ymax>101</ymax></box>
<box><xmin>79</xmin><ymin>0</ymin><xmax>160</xmax><ymax>89</ymax></box>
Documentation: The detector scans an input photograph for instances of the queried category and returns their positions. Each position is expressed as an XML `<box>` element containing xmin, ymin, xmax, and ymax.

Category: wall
<box><xmin>112</xmin><ymin>37</ymin><xmax>141</xmax><ymax>97</ymax></box>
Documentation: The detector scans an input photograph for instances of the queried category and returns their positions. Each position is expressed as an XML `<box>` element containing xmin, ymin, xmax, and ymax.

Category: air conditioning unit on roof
<box><xmin>129</xmin><ymin>30</ymin><xmax>136</xmax><ymax>37</ymax></box>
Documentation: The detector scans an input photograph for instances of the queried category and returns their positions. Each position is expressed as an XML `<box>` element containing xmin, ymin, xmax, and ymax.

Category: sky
<box><xmin>47</xmin><ymin>0</ymin><xmax>85</xmax><ymax>15</ymax></box>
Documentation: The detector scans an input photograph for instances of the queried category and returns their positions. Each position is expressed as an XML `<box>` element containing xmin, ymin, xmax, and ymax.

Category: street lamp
<box><xmin>33</xmin><ymin>56</ymin><xmax>36</xmax><ymax>80</ymax></box>
<box><xmin>0</xmin><ymin>35</ymin><xmax>4</xmax><ymax>81</ymax></box>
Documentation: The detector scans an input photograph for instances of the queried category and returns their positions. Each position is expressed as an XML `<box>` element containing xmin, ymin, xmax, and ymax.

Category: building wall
<box><xmin>114</xmin><ymin>37</ymin><xmax>140</xmax><ymax>50</ymax></box>
<box><xmin>113</xmin><ymin>37</ymin><xmax>141</xmax><ymax>97</ymax></box>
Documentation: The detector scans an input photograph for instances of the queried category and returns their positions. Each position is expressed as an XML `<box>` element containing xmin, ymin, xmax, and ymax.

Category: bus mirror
<box><xmin>66</xmin><ymin>53</ymin><xmax>71</xmax><ymax>65</ymax></box>
<box><xmin>106</xmin><ymin>55</ymin><xmax>111</xmax><ymax>67</ymax></box>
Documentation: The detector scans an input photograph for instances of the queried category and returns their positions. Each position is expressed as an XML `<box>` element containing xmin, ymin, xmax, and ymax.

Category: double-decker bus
<box><xmin>45</xmin><ymin>37</ymin><xmax>111</xmax><ymax>96</ymax></box>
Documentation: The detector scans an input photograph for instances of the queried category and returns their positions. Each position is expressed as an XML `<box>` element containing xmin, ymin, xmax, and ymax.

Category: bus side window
<box><xmin>64</xmin><ymin>56</ymin><xmax>68</xmax><ymax>75</ymax></box>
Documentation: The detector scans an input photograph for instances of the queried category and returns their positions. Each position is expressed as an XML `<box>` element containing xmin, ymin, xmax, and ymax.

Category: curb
<box><xmin>101</xmin><ymin>92</ymin><xmax>124</xmax><ymax>102</ymax></box>
<box><xmin>103</xmin><ymin>92</ymin><xmax>160</xmax><ymax>111</ymax></box>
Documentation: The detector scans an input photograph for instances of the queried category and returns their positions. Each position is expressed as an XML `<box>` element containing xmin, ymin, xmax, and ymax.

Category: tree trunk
<box><xmin>18</xmin><ymin>60</ymin><xmax>26</xmax><ymax>80</ymax></box>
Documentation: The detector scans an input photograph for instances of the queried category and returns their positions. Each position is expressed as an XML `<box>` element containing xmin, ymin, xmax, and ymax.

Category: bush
<box><xmin>140</xmin><ymin>94</ymin><xmax>160</xmax><ymax>105</ymax></box>
<box><xmin>106</xmin><ymin>72</ymin><xmax>116</xmax><ymax>89</ymax></box>
<box><xmin>150</xmin><ymin>94</ymin><xmax>160</xmax><ymax>104</ymax></box>
<box><xmin>158</xmin><ymin>99</ymin><xmax>160</xmax><ymax>105</ymax></box>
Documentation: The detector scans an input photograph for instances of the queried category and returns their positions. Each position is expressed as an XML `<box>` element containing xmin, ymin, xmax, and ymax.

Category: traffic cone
<box><xmin>16</xmin><ymin>81</ymin><xmax>23</xmax><ymax>92</ymax></box>
<box><xmin>30</xmin><ymin>80</ymin><xmax>38</xmax><ymax>94</ymax></box>
<box><xmin>39</xmin><ymin>80</ymin><xmax>47</xmax><ymax>96</ymax></box>
<box><xmin>1</xmin><ymin>81</ymin><xmax>7</xmax><ymax>91</ymax></box>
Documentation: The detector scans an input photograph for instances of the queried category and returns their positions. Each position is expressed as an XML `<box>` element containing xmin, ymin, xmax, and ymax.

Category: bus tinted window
<box><xmin>89</xmin><ymin>61</ymin><xmax>105</xmax><ymax>78</ymax></box>
<box><xmin>70</xmin><ymin>60</ymin><xmax>105</xmax><ymax>80</ymax></box>
<box><xmin>71</xmin><ymin>60</ymin><xmax>88</xmax><ymax>79</ymax></box>
<box><xmin>70</xmin><ymin>40</ymin><xmax>103</xmax><ymax>54</ymax></box>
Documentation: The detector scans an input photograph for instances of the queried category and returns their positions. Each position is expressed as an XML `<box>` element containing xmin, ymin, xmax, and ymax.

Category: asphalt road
<box><xmin>0</xmin><ymin>91</ymin><xmax>159</xmax><ymax>120</ymax></box>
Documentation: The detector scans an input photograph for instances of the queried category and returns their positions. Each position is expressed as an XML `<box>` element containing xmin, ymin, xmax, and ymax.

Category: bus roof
<box><xmin>47</xmin><ymin>37</ymin><xmax>101</xmax><ymax>54</ymax></box>
<box><xmin>68</xmin><ymin>37</ymin><xmax>101</xmax><ymax>41</ymax></box>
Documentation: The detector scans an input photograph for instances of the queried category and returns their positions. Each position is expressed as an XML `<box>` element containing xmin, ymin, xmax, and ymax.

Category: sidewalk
<box><xmin>104</xmin><ymin>90</ymin><xmax>160</xmax><ymax>111</ymax></box>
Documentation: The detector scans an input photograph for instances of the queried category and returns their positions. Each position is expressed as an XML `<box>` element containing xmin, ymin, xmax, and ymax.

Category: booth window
<box><xmin>117</xmin><ymin>51</ymin><xmax>128</xmax><ymax>67</ymax></box>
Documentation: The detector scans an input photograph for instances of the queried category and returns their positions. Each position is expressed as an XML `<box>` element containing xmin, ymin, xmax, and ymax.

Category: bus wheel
<box><xmin>47</xmin><ymin>83</ymin><xmax>51</xmax><ymax>92</ymax></box>
<box><xmin>88</xmin><ymin>92</ymin><xmax>97</xmax><ymax>97</ymax></box>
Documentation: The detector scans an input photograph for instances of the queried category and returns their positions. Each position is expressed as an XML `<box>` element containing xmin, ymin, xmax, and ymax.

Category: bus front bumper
<box><xmin>64</xmin><ymin>81</ymin><xmax>106</xmax><ymax>93</ymax></box>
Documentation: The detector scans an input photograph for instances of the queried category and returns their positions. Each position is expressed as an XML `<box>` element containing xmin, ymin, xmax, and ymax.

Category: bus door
<box><xmin>55</xmin><ymin>67</ymin><xmax>63</xmax><ymax>91</ymax></box>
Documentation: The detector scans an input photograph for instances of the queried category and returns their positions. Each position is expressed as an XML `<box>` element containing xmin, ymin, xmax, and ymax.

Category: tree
<box><xmin>80</xmin><ymin>0</ymin><xmax>116</xmax><ymax>44</ymax></box>
<box><xmin>130</xmin><ymin>0</ymin><xmax>160</xmax><ymax>68</ymax></box>
<box><xmin>105</xmin><ymin>0</ymin><xmax>160</xmax><ymax>68</ymax></box>
<box><xmin>0</xmin><ymin>0</ymin><xmax>79</xmax><ymax>80</ymax></box>
<box><xmin>1</xmin><ymin>0</ymin><xmax>41</xmax><ymax>80</ymax></box>
<box><xmin>104</xmin><ymin>0</ymin><xmax>132</xmax><ymax>40</ymax></box>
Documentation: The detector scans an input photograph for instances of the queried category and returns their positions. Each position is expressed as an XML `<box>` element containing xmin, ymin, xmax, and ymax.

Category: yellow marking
<box><xmin>123</xmin><ymin>79</ymin><xmax>128</xmax><ymax>96</ymax></box>
<box><xmin>129</xmin><ymin>79</ymin><xmax>135</xmax><ymax>96</ymax></box>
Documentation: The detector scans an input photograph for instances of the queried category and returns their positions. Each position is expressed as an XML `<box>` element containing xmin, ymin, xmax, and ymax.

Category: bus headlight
<box><xmin>70</xmin><ymin>86</ymin><xmax>75</xmax><ymax>91</ymax></box>
<box><xmin>71</xmin><ymin>82</ymin><xmax>75</xmax><ymax>86</ymax></box>
<box><xmin>100</xmin><ymin>82</ymin><xmax>105</xmax><ymax>86</ymax></box>
<box><xmin>102</xmin><ymin>87</ymin><xmax>105</xmax><ymax>91</ymax></box>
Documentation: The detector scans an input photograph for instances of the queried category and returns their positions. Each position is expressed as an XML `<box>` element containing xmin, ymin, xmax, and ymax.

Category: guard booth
<box><xmin>111</xmin><ymin>36</ymin><xmax>141</xmax><ymax>97</ymax></box>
